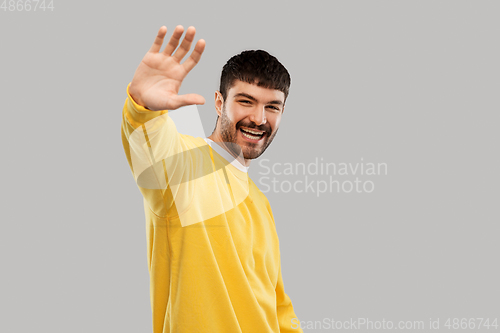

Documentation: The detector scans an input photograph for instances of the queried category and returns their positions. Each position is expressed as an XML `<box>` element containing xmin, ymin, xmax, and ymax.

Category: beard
<box><xmin>219</xmin><ymin>103</ymin><xmax>278</xmax><ymax>160</ymax></box>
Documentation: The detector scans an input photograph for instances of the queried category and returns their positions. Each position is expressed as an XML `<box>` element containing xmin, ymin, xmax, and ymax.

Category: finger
<box><xmin>182</xmin><ymin>39</ymin><xmax>206</xmax><ymax>73</ymax></box>
<box><xmin>163</xmin><ymin>25</ymin><xmax>184</xmax><ymax>56</ymax></box>
<box><xmin>172</xmin><ymin>93</ymin><xmax>206</xmax><ymax>109</ymax></box>
<box><xmin>172</xmin><ymin>26</ymin><xmax>196</xmax><ymax>62</ymax></box>
<box><xmin>149</xmin><ymin>26</ymin><xmax>167</xmax><ymax>53</ymax></box>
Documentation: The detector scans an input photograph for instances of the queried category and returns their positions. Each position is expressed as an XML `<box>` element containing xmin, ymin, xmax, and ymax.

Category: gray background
<box><xmin>1</xmin><ymin>0</ymin><xmax>498</xmax><ymax>332</ymax></box>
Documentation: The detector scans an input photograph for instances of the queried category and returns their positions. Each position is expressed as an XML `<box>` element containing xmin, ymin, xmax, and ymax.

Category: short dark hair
<box><xmin>219</xmin><ymin>50</ymin><xmax>291</xmax><ymax>102</ymax></box>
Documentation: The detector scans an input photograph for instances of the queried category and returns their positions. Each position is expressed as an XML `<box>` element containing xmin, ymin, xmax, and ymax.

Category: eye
<box><xmin>267</xmin><ymin>105</ymin><xmax>280</xmax><ymax>111</ymax></box>
<box><xmin>239</xmin><ymin>100</ymin><xmax>252</xmax><ymax>104</ymax></box>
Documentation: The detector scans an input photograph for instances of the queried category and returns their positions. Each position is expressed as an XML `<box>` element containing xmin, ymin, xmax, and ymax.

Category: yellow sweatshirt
<box><xmin>121</xmin><ymin>84</ymin><xmax>303</xmax><ymax>333</ymax></box>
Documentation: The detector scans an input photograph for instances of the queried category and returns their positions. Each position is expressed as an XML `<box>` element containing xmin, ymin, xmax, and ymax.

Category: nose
<box><xmin>249</xmin><ymin>106</ymin><xmax>267</xmax><ymax>125</ymax></box>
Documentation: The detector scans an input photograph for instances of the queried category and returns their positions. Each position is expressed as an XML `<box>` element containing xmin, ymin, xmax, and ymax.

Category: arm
<box><xmin>266</xmin><ymin>200</ymin><xmax>304</xmax><ymax>332</ymax></box>
<box><xmin>121</xmin><ymin>26</ymin><xmax>206</xmax><ymax>218</ymax></box>
<box><xmin>276</xmin><ymin>258</ymin><xmax>304</xmax><ymax>332</ymax></box>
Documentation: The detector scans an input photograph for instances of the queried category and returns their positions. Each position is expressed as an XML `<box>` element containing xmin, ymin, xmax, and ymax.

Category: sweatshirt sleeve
<box><xmin>121</xmin><ymin>83</ymin><xmax>194</xmax><ymax>218</ymax></box>
<box><xmin>276</xmin><ymin>261</ymin><xmax>304</xmax><ymax>333</ymax></box>
<box><xmin>266</xmin><ymin>197</ymin><xmax>303</xmax><ymax>333</ymax></box>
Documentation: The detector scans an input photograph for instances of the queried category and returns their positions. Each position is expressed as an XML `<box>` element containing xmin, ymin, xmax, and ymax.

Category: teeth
<box><xmin>241</xmin><ymin>128</ymin><xmax>264</xmax><ymax>135</ymax></box>
<box><xmin>241</xmin><ymin>131</ymin><xmax>262</xmax><ymax>140</ymax></box>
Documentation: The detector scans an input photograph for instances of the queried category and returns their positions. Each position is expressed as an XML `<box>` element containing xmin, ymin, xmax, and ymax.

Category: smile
<box><xmin>239</xmin><ymin>127</ymin><xmax>265</xmax><ymax>142</ymax></box>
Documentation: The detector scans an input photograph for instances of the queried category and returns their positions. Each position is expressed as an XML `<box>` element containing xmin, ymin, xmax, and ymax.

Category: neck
<box><xmin>207</xmin><ymin>132</ymin><xmax>251</xmax><ymax>167</ymax></box>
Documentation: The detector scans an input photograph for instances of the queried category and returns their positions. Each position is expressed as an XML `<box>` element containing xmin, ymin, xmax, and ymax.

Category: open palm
<box><xmin>129</xmin><ymin>25</ymin><xmax>206</xmax><ymax>111</ymax></box>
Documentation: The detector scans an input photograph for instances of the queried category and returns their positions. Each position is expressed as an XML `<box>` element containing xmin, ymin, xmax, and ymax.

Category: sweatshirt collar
<box><xmin>203</xmin><ymin>138</ymin><xmax>249</xmax><ymax>173</ymax></box>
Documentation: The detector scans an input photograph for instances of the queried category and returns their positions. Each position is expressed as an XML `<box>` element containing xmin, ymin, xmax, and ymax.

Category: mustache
<box><xmin>236</xmin><ymin>122</ymin><xmax>271</xmax><ymax>135</ymax></box>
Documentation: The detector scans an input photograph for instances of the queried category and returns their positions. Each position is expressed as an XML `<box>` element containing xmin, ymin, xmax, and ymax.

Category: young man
<box><xmin>121</xmin><ymin>25</ymin><xmax>302</xmax><ymax>333</ymax></box>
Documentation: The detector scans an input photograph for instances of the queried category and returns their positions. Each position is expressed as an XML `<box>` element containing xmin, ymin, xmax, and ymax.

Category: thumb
<box><xmin>173</xmin><ymin>94</ymin><xmax>206</xmax><ymax>109</ymax></box>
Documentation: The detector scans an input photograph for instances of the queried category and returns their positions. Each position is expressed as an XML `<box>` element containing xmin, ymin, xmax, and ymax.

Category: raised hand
<box><xmin>128</xmin><ymin>25</ymin><xmax>206</xmax><ymax>111</ymax></box>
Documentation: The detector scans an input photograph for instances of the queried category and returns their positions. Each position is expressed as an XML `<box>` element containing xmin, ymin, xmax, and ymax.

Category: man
<box><xmin>121</xmin><ymin>25</ymin><xmax>302</xmax><ymax>333</ymax></box>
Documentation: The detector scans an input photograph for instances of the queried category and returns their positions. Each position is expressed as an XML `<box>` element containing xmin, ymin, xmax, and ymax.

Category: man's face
<box><xmin>216</xmin><ymin>80</ymin><xmax>285</xmax><ymax>160</ymax></box>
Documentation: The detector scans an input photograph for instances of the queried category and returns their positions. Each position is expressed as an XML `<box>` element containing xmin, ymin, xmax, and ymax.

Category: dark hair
<box><xmin>219</xmin><ymin>50</ymin><xmax>291</xmax><ymax>102</ymax></box>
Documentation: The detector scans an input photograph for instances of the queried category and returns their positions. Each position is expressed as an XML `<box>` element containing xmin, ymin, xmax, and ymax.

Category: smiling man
<box><xmin>209</xmin><ymin>53</ymin><xmax>287</xmax><ymax>163</ymax></box>
<box><xmin>121</xmin><ymin>25</ymin><xmax>302</xmax><ymax>333</ymax></box>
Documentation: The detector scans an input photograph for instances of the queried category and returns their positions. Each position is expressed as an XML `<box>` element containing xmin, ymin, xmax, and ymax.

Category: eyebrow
<box><xmin>233</xmin><ymin>93</ymin><xmax>284</xmax><ymax>106</ymax></box>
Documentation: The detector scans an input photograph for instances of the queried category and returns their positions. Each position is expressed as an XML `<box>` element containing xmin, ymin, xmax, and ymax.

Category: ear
<box><xmin>214</xmin><ymin>91</ymin><xmax>224</xmax><ymax>116</ymax></box>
